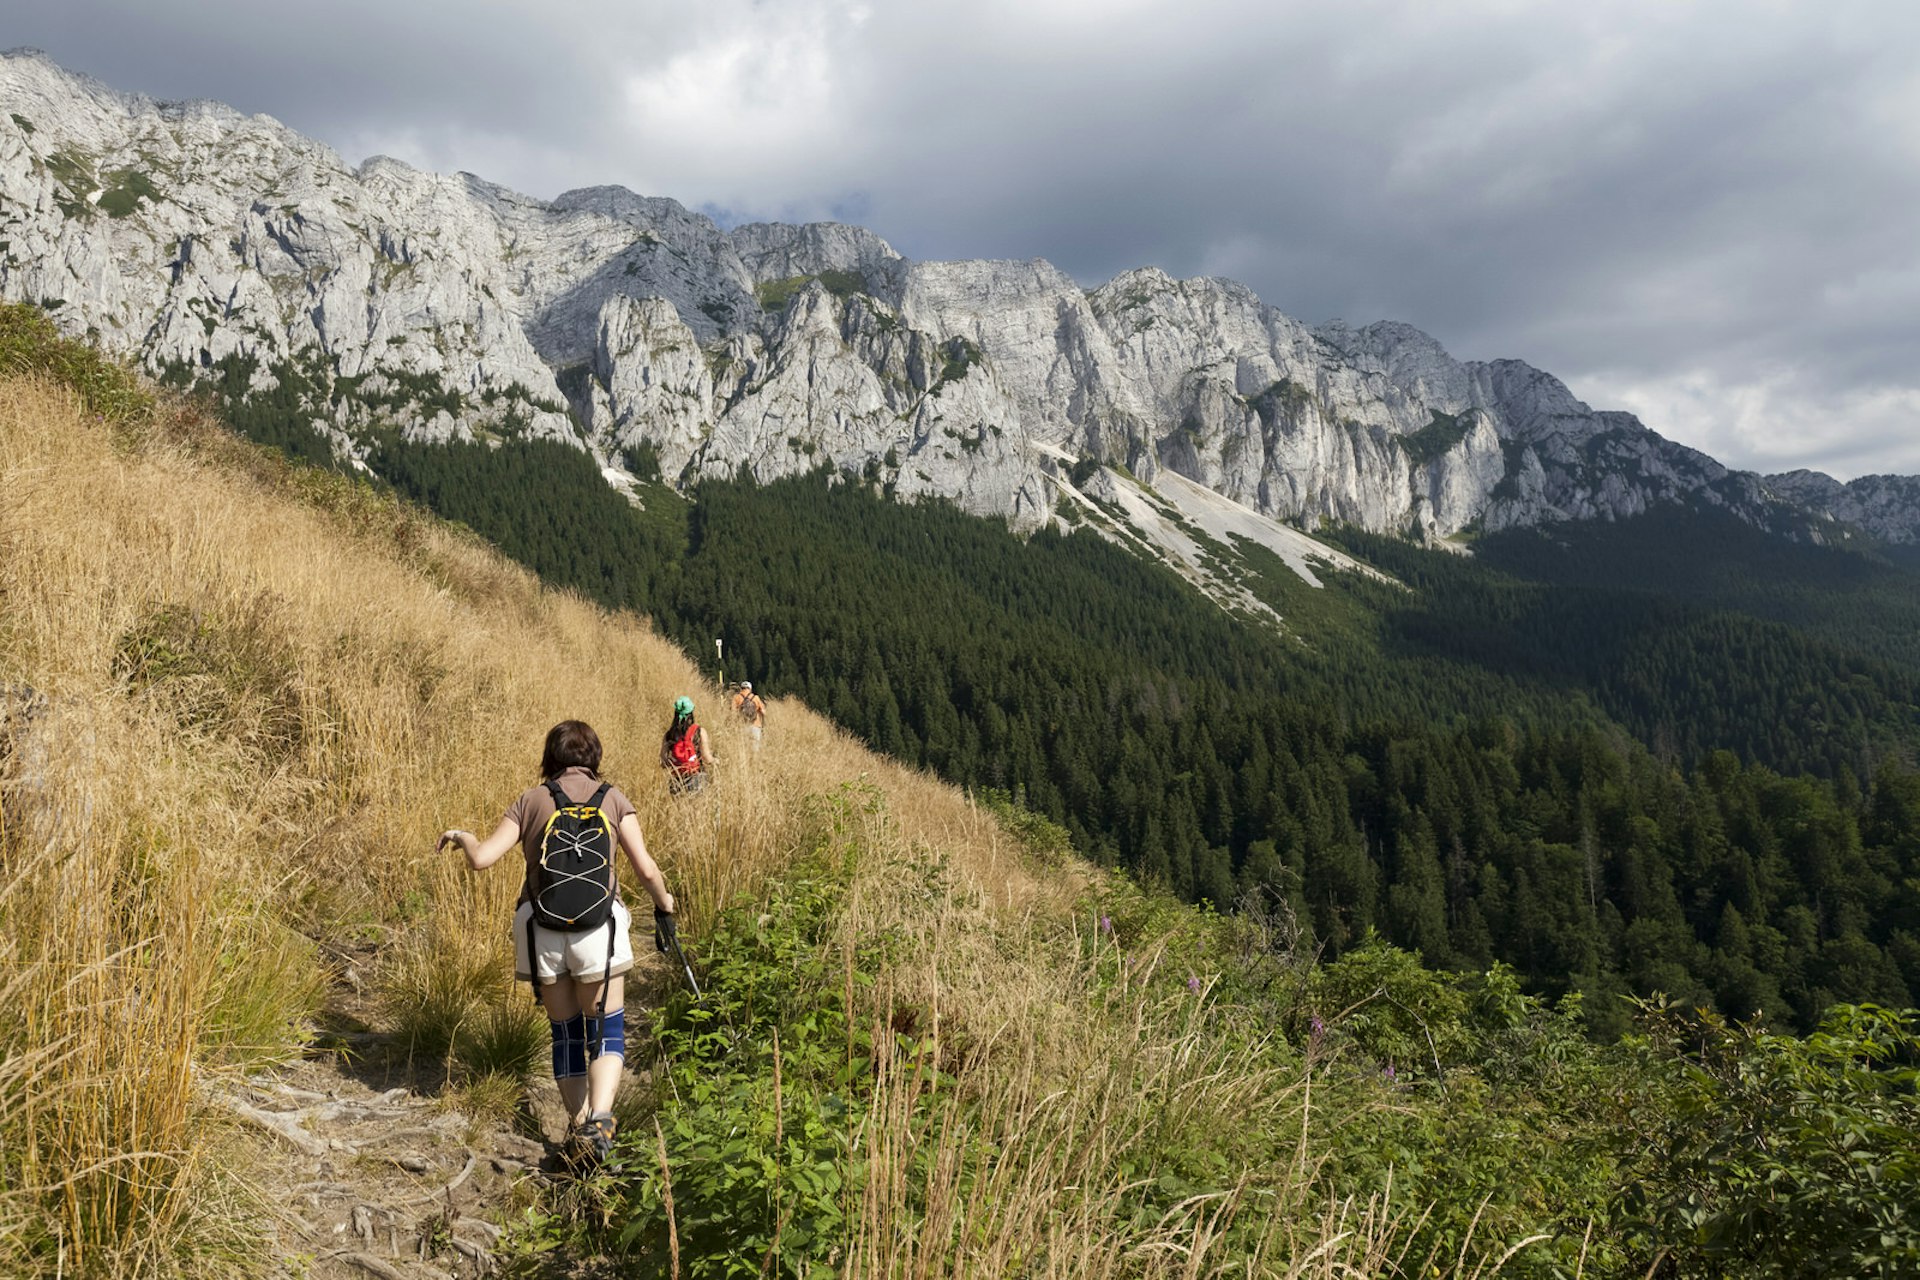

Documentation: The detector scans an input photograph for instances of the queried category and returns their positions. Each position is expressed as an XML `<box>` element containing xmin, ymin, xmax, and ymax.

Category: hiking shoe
<box><xmin>584</xmin><ymin>1112</ymin><xmax>617</xmax><ymax>1164</ymax></box>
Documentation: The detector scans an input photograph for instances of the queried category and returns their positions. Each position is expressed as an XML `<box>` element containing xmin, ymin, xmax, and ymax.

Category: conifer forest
<box><xmin>352</xmin><ymin>430</ymin><xmax>1920</xmax><ymax>1039</ymax></box>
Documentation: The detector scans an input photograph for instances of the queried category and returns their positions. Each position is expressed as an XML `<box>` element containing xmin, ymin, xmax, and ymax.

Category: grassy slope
<box><xmin>0</xmin><ymin>371</ymin><xmax>1102</xmax><ymax>1273</ymax></box>
<box><xmin>3</xmin><ymin>325</ymin><xmax>1913</xmax><ymax>1278</ymax></box>
<box><xmin>0</xmin><ymin>375</ymin><xmax>1436</xmax><ymax>1273</ymax></box>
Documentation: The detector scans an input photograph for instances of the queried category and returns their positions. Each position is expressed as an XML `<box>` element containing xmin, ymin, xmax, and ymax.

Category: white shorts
<box><xmin>513</xmin><ymin>898</ymin><xmax>635</xmax><ymax>986</ymax></box>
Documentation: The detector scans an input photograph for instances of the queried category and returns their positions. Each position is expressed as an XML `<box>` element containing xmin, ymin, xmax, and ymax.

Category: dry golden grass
<box><xmin>0</xmin><ymin>374</ymin><xmax>1526</xmax><ymax>1276</ymax></box>
<box><xmin>810</xmin><ymin>831</ymin><xmax>1532</xmax><ymax>1278</ymax></box>
<box><xmin>0</xmin><ymin>374</ymin><xmax>1064</xmax><ymax>1274</ymax></box>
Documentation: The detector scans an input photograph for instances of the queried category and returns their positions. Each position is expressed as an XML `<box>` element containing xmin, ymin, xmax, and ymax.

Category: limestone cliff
<box><xmin>1</xmin><ymin>49</ymin><xmax>1906</xmax><ymax>548</ymax></box>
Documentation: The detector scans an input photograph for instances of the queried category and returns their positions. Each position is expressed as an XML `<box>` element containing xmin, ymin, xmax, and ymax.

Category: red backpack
<box><xmin>668</xmin><ymin>721</ymin><xmax>702</xmax><ymax>774</ymax></box>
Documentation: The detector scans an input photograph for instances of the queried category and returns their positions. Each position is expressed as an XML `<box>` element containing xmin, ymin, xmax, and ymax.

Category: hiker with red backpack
<box><xmin>659</xmin><ymin>695</ymin><xmax>714</xmax><ymax>794</ymax></box>
<box><xmin>437</xmin><ymin>720</ymin><xmax>677</xmax><ymax>1167</ymax></box>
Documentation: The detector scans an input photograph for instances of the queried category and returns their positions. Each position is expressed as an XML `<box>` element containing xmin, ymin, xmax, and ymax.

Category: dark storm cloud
<box><xmin>14</xmin><ymin>0</ymin><xmax>1919</xmax><ymax>478</ymax></box>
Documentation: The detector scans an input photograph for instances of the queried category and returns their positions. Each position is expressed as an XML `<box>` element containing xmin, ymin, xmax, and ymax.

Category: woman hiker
<box><xmin>659</xmin><ymin>695</ymin><xmax>715</xmax><ymax>794</ymax></box>
<box><xmin>438</xmin><ymin>720</ymin><xmax>677</xmax><ymax>1165</ymax></box>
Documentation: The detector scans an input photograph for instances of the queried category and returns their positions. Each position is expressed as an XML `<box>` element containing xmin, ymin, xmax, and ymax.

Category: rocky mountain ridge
<box><xmin>3</xmin><ymin>48</ymin><xmax>1913</xmax><ymax>549</ymax></box>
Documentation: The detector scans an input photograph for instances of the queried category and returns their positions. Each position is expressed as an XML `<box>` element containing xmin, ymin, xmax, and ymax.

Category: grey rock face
<box><xmin>1766</xmin><ymin>471</ymin><xmax>1920</xmax><ymax>545</ymax></box>
<box><xmin>589</xmin><ymin>295</ymin><xmax>714</xmax><ymax>478</ymax></box>
<box><xmin>729</xmin><ymin>220</ymin><xmax>902</xmax><ymax>285</ymax></box>
<box><xmin>2</xmin><ymin>49</ymin><xmax>1912</xmax><ymax>545</ymax></box>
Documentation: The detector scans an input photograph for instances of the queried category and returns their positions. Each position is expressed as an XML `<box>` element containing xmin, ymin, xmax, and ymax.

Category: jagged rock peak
<box><xmin>1766</xmin><ymin>470</ymin><xmax>1920</xmax><ymax>545</ymax></box>
<box><xmin>1</xmin><ymin>49</ymin><xmax>1915</xmax><ymax>550</ymax></box>
<box><xmin>729</xmin><ymin>221</ymin><xmax>902</xmax><ymax>285</ymax></box>
<box><xmin>552</xmin><ymin>185</ymin><xmax>713</xmax><ymax>230</ymax></box>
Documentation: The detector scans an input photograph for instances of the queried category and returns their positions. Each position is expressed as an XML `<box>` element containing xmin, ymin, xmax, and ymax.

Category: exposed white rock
<box><xmin>1150</xmin><ymin>469</ymin><xmax>1393</xmax><ymax>588</ymax></box>
<box><xmin>1</xmin><ymin>47</ymin><xmax>1909</xmax><ymax>557</ymax></box>
<box><xmin>1765</xmin><ymin>470</ymin><xmax>1920</xmax><ymax>545</ymax></box>
<box><xmin>589</xmin><ymin>294</ymin><xmax>714</xmax><ymax>479</ymax></box>
<box><xmin>729</xmin><ymin>220</ymin><xmax>901</xmax><ymax>285</ymax></box>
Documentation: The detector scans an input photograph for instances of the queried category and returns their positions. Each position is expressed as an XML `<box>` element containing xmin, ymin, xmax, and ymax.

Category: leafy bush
<box><xmin>754</xmin><ymin>276</ymin><xmax>812</xmax><ymax>312</ymax></box>
<box><xmin>976</xmin><ymin>787</ymin><xmax>1074</xmax><ymax>864</ymax></box>
<box><xmin>1615</xmin><ymin>1001</ymin><xmax>1920</xmax><ymax>1277</ymax></box>
<box><xmin>1247</xmin><ymin>377</ymin><xmax>1314</xmax><ymax>420</ymax></box>
<box><xmin>600</xmin><ymin>862</ymin><xmax>878</xmax><ymax>1276</ymax></box>
<box><xmin>98</xmin><ymin>168</ymin><xmax>161</xmax><ymax>219</ymax></box>
<box><xmin>1307</xmin><ymin>932</ymin><xmax>1470</xmax><ymax>1076</ymax></box>
<box><xmin>754</xmin><ymin>271</ymin><xmax>867</xmax><ymax>314</ymax></box>
<box><xmin>815</xmin><ymin>269</ymin><xmax>865</xmax><ymax>299</ymax></box>
<box><xmin>928</xmin><ymin>336</ymin><xmax>981</xmax><ymax>394</ymax></box>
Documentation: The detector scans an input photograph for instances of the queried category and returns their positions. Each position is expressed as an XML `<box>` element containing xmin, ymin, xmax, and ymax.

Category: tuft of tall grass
<box><xmin>833</xmin><ymin>846</ymin><xmax>1470</xmax><ymax>1278</ymax></box>
<box><xmin>0</xmin><ymin>302</ymin><xmax>153</xmax><ymax>428</ymax></box>
<box><xmin>0</xmin><ymin>683</ymin><xmax>298</xmax><ymax>1275</ymax></box>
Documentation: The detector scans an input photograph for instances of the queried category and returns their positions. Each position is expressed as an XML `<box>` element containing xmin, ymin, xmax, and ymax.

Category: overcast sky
<box><xmin>14</xmin><ymin>1</ymin><xmax>1919</xmax><ymax>479</ymax></box>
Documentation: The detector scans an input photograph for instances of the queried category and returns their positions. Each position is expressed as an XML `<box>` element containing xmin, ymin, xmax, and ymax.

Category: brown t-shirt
<box><xmin>502</xmin><ymin>766</ymin><xmax>637</xmax><ymax>903</ymax></box>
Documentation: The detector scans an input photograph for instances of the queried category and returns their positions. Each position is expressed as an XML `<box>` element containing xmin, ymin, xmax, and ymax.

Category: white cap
<box><xmin>741</xmin><ymin>681</ymin><xmax>752</xmax><ymax>691</ymax></box>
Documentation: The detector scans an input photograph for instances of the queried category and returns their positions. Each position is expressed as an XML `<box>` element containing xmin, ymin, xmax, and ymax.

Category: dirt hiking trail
<box><xmin>212</xmin><ymin>941</ymin><xmax>674</xmax><ymax>1279</ymax></box>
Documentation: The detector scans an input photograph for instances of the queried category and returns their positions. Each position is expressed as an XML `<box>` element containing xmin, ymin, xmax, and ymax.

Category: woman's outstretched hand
<box><xmin>442</xmin><ymin>820</ymin><xmax>518</xmax><ymax>871</ymax></box>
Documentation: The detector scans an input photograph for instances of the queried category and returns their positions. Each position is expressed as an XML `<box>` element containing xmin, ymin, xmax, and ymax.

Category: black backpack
<box><xmin>526</xmin><ymin>780</ymin><xmax>618</xmax><ymax>995</ymax></box>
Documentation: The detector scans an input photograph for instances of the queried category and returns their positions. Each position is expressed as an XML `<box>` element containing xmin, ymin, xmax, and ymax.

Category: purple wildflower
<box><xmin>1310</xmin><ymin>1015</ymin><xmax>1326</xmax><ymax>1037</ymax></box>
<box><xmin>1099</xmin><ymin>915</ymin><xmax>1113</xmax><ymax>935</ymax></box>
<box><xmin>1187</xmin><ymin>975</ymin><xmax>1201</xmax><ymax>994</ymax></box>
<box><xmin>1383</xmin><ymin>1062</ymin><xmax>1397</xmax><ymax>1083</ymax></box>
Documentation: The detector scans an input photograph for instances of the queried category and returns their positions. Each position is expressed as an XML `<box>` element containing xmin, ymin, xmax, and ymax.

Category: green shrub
<box><xmin>928</xmin><ymin>337</ymin><xmax>981</xmax><ymax>395</ymax></box>
<box><xmin>1247</xmin><ymin>378</ymin><xmax>1314</xmax><ymax>420</ymax></box>
<box><xmin>754</xmin><ymin>270</ymin><xmax>866</xmax><ymax>314</ymax></box>
<box><xmin>1307</xmin><ymin>932</ymin><xmax>1470</xmax><ymax>1076</ymax></box>
<box><xmin>1614</xmin><ymin>1001</ymin><xmax>1920</xmax><ymax>1277</ymax></box>
<box><xmin>1400</xmin><ymin>408</ymin><xmax>1476</xmax><ymax>467</ymax></box>
<box><xmin>0</xmin><ymin>301</ymin><xmax>153</xmax><ymax>426</ymax></box>
<box><xmin>754</xmin><ymin>276</ymin><xmax>811</xmax><ymax>312</ymax></box>
<box><xmin>815</xmin><ymin>269</ymin><xmax>865</xmax><ymax>299</ymax></box>
<box><xmin>98</xmin><ymin>168</ymin><xmax>161</xmax><ymax>219</ymax></box>
<box><xmin>601</xmin><ymin>864</ymin><xmax>877</xmax><ymax>1277</ymax></box>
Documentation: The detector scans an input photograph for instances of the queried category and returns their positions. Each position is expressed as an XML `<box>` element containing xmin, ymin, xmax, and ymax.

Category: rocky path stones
<box><xmin>208</xmin><ymin>946</ymin><xmax>591</xmax><ymax>1280</ymax></box>
<box><xmin>210</xmin><ymin>1050</ymin><xmax>564</xmax><ymax>1279</ymax></box>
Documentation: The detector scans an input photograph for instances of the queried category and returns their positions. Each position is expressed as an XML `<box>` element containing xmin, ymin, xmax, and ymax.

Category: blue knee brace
<box><xmin>584</xmin><ymin>1007</ymin><xmax>626</xmax><ymax>1061</ymax></box>
<box><xmin>550</xmin><ymin>1013</ymin><xmax>587</xmax><ymax>1079</ymax></box>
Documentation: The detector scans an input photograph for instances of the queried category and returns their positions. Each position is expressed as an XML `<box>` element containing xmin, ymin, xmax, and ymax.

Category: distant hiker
<box><xmin>731</xmin><ymin>681</ymin><xmax>766</xmax><ymax>753</ymax></box>
<box><xmin>437</xmin><ymin>720</ymin><xmax>678</xmax><ymax>1169</ymax></box>
<box><xmin>660</xmin><ymin>695</ymin><xmax>715</xmax><ymax>794</ymax></box>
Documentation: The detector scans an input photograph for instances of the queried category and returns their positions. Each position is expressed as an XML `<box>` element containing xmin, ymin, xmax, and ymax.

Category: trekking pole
<box><xmin>666</xmin><ymin>932</ymin><xmax>702</xmax><ymax>1001</ymax></box>
<box><xmin>714</xmin><ymin>637</ymin><xmax>724</xmax><ymax>690</ymax></box>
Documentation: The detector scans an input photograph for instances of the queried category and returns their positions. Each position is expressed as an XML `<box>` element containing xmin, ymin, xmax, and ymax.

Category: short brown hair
<box><xmin>540</xmin><ymin>720</ymin><xmax>602</xmax><ymax>779</ymax></box>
